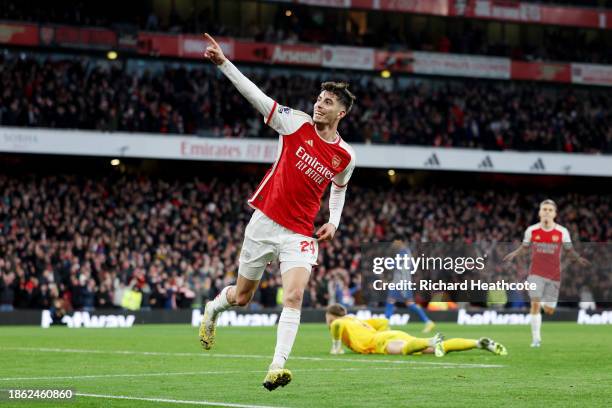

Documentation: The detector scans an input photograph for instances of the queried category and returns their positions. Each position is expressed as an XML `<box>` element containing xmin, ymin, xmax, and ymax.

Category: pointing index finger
<box><xmin>204</xmin><ymin>33</ymin><xmax>220</xmax><ymax>48</ymax></box>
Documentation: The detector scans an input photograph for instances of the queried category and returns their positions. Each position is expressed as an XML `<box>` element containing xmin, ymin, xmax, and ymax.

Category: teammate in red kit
<box><xmin>198</xmin><ymin>33</ymin><xmax>356</xmax><ymax>390</ymax></box>
<box><xmin>504</xmin><ymin>199</ymin><xmax>589</xmax><ymax>348</ymax></box>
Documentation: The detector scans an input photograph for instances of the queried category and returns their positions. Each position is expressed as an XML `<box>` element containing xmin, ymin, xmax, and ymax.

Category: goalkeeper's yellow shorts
<box><xmin>374</xmin><ymin>331</ymin><xmax>416</xmax><ymax>354</ymax></box>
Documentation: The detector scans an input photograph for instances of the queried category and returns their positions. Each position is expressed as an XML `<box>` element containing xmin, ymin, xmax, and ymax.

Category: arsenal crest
<box><xmin>331</xmin><ymin>155</ymin><xmax>341</xmax><ymax>169</ymax></box>
<box><xmin>552</xmin><ymin>235</ymin><xmax>559</xmax><ymax>242</ymax></box>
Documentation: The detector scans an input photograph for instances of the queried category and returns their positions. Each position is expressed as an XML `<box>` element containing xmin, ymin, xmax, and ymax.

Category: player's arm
<box><xmin>564</xmin><ymin>247</ymin><xmax>590</xmax><ymax>266</ymax></box>
<box><xmin>503</xmin><ymin>227</ymin><xmax>531</xmax><ymax>262</ymax></box>
<box><xmin>203</xmin><ymin>33</ymin><xmax>275</xmax><ymax>120</ymax></box>
<box><xmin>329</xmin><ymin>319</ymin><xmax>345</xmax><ymax>355</ymax></box>
<box><xmin>316</xmin><ymin>149</ymin><xmax>356</xmax><ymax>242</ymax></box>
<box><xmin>204</xmin><ymin>33</ymin><xmax>308</xmax><ymax>135</ymax></box>
<box><xmin>560</xmin><ymin>227</ymin><xmax>590</xmax><ymax>266</ymax></box>
<box><xmin>364</xmin><ymin>318</ymin><xmax>390</xmax><ymax>332</ymax></box>
<box><xmin>503</xmin><ymin>245</ymin><xmax>528</xmax><ymax>262</ymax></box>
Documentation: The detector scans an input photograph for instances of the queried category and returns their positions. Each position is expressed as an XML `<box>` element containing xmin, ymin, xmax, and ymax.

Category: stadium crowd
<box><xmin>1</xmin><ymin>173</ymin><xmax>610</xmax><ymax>312</ymax></box>
<box><xmin>1</xmin><ymin>0</ymin><xmax>611</xmax><ymax>64</ymax></box>
<box><xmin>1</xmin><ymin>54</ymin><xmax>611</xmax><ymax>153</ymax></box>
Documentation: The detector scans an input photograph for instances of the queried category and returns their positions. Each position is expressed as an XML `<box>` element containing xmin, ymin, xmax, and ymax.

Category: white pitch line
<box><xmin>0</xmin><ymin>365</ymin><xmax>473</xmax><ymax>382</ymax></box>
<box><xmin>75</xmin><ymin>392</ymin><xmax>287</xmax><ymax>408</ymax></box>
<box><xmin>0</xmin><ymin>347</ymin><xmax>504</xmax><ymax>368</ymax></box>
<box><xmin>0</xmin><ymin>370</ymin><xmax>249</xmax><ymax>381</ymax></box>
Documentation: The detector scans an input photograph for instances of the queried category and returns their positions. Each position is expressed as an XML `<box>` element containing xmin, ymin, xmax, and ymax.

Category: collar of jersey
<box><xmin>313</xmin><ymin>124</ymin><xmax>340</xmax><ymax>144</ymax></box>
<box><xmin>539</xmin><ymin>222</ymin><xmax>557</xmax><ymax>232</ymax></box>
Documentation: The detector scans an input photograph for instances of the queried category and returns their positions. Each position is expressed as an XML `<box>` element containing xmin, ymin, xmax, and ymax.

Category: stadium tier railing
<box><xmin>1</xmin><ymin>20</ymin><xmax>612</xmax><ymax>86</ymax></box>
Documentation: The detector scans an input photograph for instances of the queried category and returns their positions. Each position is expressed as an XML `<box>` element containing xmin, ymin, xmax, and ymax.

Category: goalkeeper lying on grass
<box><xmin>325</xmin><ymin>304</ymin><xmax>507</xmax><ymax>357</ymax></box>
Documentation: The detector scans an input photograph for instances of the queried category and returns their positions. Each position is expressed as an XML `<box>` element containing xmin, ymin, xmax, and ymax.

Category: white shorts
<box><xmin>527</xmin><ymin>274</ymin><xmax>560</xmax><ymax>309</ymax></box>
<box><xmin>238</xmin><ymin>210</ymin><xmax>318</xmax><ymax>281</ymax></box>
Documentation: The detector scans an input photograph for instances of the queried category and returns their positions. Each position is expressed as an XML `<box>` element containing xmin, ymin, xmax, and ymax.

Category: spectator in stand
<box><xmin>1</xmin><ymin>0</ymin><xmax>610</xmax><ymax>63</ymax></box>
<box><xmin>0</xmin><ymin>271</ymin><xmax>17</xmax><ymax>311</ymax></box>
<box><xmin>1</xmin><ymin>173</ymin><xmax>609</xmax><ymax>310</ymax></box>
<box><xmin>1</xmin><ymin>53</ymin><xmax>611</xmax><ymax>153</ymax></box>
<box><xmin>81</xmin><ymin>278</ymin><xmax>97</xmax><ymax>311</ymax></box>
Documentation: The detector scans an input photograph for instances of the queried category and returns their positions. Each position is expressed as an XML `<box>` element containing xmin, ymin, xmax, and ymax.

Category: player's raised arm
<box><xmin>203</xmin><ymin>33</ymin><xmax>275</xmax><ymax>121</ymax></box>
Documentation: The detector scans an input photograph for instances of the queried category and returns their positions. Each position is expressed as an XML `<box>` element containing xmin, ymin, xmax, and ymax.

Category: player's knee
<box><xmin>543</xmin><ymin>306</ymin><xmax>555</xmax><ymax>315</ymax></box>
<box><xmin>530</xmin><ymin>302</ymin><xmax>540</xmax><ymax>313</ymax></box>
<box><xmin>282</xmin><ymin>288</ymin><xmax>303</xmax><ymax>308</ymax></box>
<box><xmin>385</xmin><ymin>341</ymin><xmax>404</xmax><ymax>355</ymax></box>
<box><xmin>234</xmin><ymin>291</ymin><xmax>253</xmax><ymax>307</ymax></box>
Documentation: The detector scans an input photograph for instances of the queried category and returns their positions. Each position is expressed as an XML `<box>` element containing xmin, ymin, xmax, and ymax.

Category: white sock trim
<box><xmin>271</xmin><ymin>307</ymin><xmax>301</xmax><ymax>368</ymax></box>
<box><xmin>210</xmin><ymin>286</ymin><xmax>232</xmax><ymax>316</ymax></box>
<box><xmin>530</xmin><ymin>313</ymin><xmax>542</xmax><ymax>342</ymax></box>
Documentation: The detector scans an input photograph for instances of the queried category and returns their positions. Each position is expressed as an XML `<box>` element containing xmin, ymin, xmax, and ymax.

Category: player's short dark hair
<box><xmin>326</xmin><ymin>303</ymin><xmax>347</xmax><ymax>317</ymax></box>
<box><xmin>320</xmin><ymin>81</ymin><xmax>356</xmax><ymax>113</ymax></box>
<box><xmin>540</xmin><ymin>199</ymin><xmax>557</xmax><ymax>210</ymax></box>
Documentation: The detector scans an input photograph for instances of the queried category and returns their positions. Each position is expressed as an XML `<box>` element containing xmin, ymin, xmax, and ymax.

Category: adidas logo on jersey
<box><xmin>305</xmin><ymin>139</ymin><xmax>313</xmax><ymax>147</ymax></box>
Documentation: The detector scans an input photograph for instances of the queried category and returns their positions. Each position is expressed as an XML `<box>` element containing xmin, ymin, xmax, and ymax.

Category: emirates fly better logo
<box><xmin>295</xmin><ymin>146</ymin><xmax>335</xmax><ymax>185</ymax></box>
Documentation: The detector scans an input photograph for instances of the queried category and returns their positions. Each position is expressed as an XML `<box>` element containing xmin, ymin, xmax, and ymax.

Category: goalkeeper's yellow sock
<box><xmin>442</xmin><ymin>338</ymin><xmax>478</xmax><ymax>353</ymax></box>
<box><xmin>401</xmin><ymin>338</ymin><xmax>430</xmax><ymax>355</ymax></box>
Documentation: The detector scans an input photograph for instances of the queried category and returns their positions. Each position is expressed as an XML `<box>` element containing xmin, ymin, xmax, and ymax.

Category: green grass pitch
<box><xmin>0</xmin><ymin>323</ymin><xmax>610</xmax><ymax>407</ymax></box>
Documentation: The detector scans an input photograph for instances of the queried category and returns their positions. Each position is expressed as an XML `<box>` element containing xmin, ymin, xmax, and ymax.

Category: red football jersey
<box><xmin>249</xmin><ymin>102</ymin><xmax>356</xmax><ymax>237</ymax></box>
<box><xmin>522</xmin><ymin>223</ymin><xmax>572</xmax><ymax>281</ymax></box>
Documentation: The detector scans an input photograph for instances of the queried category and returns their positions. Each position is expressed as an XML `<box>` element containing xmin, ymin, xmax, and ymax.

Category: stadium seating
<box><xmin>1</xmin><ymin>173</ymin><xmax>609</xmax><ymax>310</ymax></box>
<box><xmin>1</xmin><ymin>0</ymin><xmax>610</xmax><ymax>63</ymax></box>
<box><xmin>1</xmin><ymin>53</ymin><xmax>611</xmax><ymax>153</ymax></box>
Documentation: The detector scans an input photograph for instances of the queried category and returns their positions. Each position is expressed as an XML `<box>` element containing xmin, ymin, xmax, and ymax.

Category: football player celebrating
<box><xmin>200</xmin><ymin>33</ymin><xmax>356</xmax><ymax>391</ymax></box>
